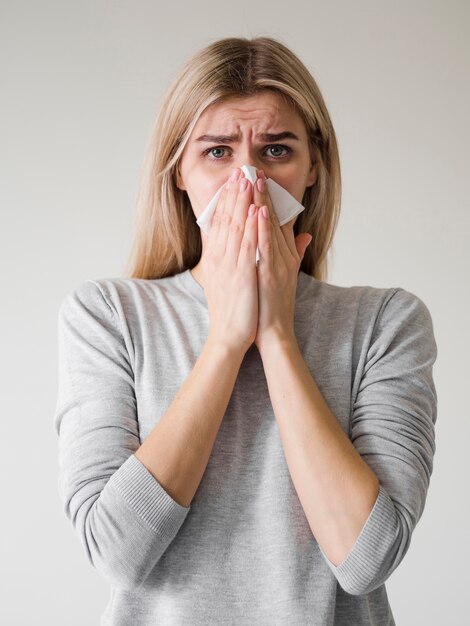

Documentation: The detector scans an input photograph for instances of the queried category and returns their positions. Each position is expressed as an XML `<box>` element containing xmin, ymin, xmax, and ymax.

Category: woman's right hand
<box><xmin>200</xmin><ymin>168</ymin><xmax>259</xmax><ymax>355</ymax></box>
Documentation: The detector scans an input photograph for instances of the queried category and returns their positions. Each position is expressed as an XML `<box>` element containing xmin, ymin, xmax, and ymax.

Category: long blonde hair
<box><xmin>123</xmin><ymin>36</ymin><xmax>341</xmax><ymax>282</ymax></box>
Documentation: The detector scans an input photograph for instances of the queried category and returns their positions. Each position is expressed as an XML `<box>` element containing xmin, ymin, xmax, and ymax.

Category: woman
<box><xmin>54</xmin><ymin>37</ymin><xmax>438</xmax><ymax>625</ymax></box>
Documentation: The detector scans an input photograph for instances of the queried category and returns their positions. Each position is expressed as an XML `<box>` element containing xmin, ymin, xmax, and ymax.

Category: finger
<box><xmin>264</xmin><ymin>193</ymin><xmax>286</xmax><ymax>267</ymax></box>
<box><xmin>280</xmin><ymin>217</ymin><xmax>298</xmax><ymax>259</ymax></box>
<box><xmin>205</xmin><ymin>183</ymin><xmax>229</xmax><ymax>258</ymax></box>
<box><xmin>265</xmin><ymin>197</ymin><xmax>296</xmax><ymax>264</ymax></box>
<box><xmin>225</xmin><ymin>176</ymin><xmax>254</xmax><ymax>265</ymax></box>
<box><xmin>257</xmin><ymin>204</ymin><xmax>276</xmax><ymax>271</ymax></box>
<box><xmin>237</xmin><ymin>203</ymin><xmax>258</xmax><ymax>268</ymax></box>
<box><xmin>213</xmin><ymin>169</ymin><xmax>242</xmax><ymax>259</ymax></box>
<box><xmin>253</xmin><ymin>174</ymin><xmax>284</xmax><ymax>267</ymax></box>
<box><xmin>254</xmin><ymin>171</ymin><xmax>298</xmax><ymax>261</ymax></box>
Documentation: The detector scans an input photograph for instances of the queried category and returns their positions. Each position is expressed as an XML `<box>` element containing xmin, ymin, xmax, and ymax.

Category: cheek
<box><xmin>271</xmin><ymin>177</ymin><xmax>305</xmax><ymax>203</ymax></box>
<box><xmin>186</xmin><ymin>174</ymin><xmax>227</xmax><ymax>215</ymax></box>
<box><xmin>292</xmin><ymin>184</ymin><xmax>307</xmax><ymax>203</ymax></box>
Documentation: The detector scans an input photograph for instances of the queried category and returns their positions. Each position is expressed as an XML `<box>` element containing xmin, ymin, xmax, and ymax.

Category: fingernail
<box><xmin>256</xmin><ymin>177</ymin><xmax>265</xmax><ymax>193</ymax></box>
<box><xmin>261</xmin><ymin>206</ymin><xmax>268</xmax><ymax>219</ymax></box>
<box><xmin>239</xmin><ymin>177</ymin><xmax>248</xmax><ymax>191</ymax></box>
<box><xmin>248</xmin><ymin>204</ymin><xmax>256</xmax><ymax>217</ymax></box>
<box><xmin>230</xmin><ymin>168</ymin><xmax>240</xmax><ymax>182</ymax></box>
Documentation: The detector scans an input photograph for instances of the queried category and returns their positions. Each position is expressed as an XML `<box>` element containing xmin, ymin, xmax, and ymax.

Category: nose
<box><xmin>233</xmin><ymin>157</ymin><xmax>265</xmax><ymax>180</ymax></box>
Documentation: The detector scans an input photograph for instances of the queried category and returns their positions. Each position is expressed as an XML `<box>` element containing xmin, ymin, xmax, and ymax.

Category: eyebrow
<box><xmin>195</xmin><ymin>131</ymin><xmax>300</xmax><ymax>143</ymax></box>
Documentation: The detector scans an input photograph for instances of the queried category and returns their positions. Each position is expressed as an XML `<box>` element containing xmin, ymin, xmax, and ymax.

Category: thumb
<box><xmin>296</xmin><ymin>233</ymin><xmax>313</xmax><ymax>261</ymax></box>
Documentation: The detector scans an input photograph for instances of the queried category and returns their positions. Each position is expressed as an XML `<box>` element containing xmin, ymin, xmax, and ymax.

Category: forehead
<box><xmin>193</xmin><ymin>91</ymin><xmax>304</xmax><ymax>132</ymax></box>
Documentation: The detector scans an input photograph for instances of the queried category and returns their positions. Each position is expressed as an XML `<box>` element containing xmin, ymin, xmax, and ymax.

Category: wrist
<box><xmin>256</xmin><ymin>329</ymin><xmax>298</xmax><ymax>357</ymax></box>
<box><xmin>205</xmin><ymin>334</ymin><xmax>249</xmax><ymax>362</ymax></box>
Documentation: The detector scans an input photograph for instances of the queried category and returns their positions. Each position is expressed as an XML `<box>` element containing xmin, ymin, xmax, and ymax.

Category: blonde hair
<box><xmin>123</xmin><ymin>36</ymin><xmax>341</xmax><ymax>282</ymax></box>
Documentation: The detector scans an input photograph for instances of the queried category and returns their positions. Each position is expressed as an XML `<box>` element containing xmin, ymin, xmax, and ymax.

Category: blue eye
<box><xmin>207</xmin><ymin>147</ymin><xmax>226</xmax><ymax>159</ymax></box>
<box><xmin>202</xmin><ymin>144</ymin><xmax>292</xmax><ymax>161</ymax></box>
<box><xmin>267</xmin><ymin>145</ymin><xmax>289</xmax><ymax>157</ymax></box>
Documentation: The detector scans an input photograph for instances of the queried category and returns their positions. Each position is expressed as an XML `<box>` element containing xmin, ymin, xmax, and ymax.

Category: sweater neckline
<box><xmin>176</xmin><ymin>267</ymin><xmax>311</xmax><ymax>308</ymax></box>
<box><xmin>177</xmin><ymin>268</ymin><xmax>207</xmax><ymax>306</ymax></box>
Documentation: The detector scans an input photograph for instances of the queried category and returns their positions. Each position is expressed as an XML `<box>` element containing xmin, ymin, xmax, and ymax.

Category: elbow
<box><xmin>77</xmin><ymin>499</ymin><xmax>163</xmax><ymax>592</ymax></box>
<box><xmin>92</xmin><ymin>561</ymin><xmax>150</xmax><ymax>592</ymax></box>
<box><xmin>321</xmin><ymin>488</ymin><xmax>414</xmax><ymax>596</ymax></box>
<box><xmin>81</xmin><ymin>522</ymin><xmax>157</xmax><ymax>591</ymax></box>
<box><xmin>330</xmin><ymin>539</ymin><xmax>402</xmax><ymax>596</ymax></box>
<box><xmin>337</xmin><ymin>574</ymin><xmax>391</xmax><ymax>597</ymax></box>
<box><xmin>61</xmin><ymin>468</ymin><xmax>190</xmax><ymax>592</ymax></box>
<box><xmin>334</xmin><ymin>523</ymin><xmax>411</xmax><ymax>596</ymax></box>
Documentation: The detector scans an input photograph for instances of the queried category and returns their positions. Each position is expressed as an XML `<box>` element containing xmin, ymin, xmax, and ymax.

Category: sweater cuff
<box><xmin>107</xmin><ymin>453</ymin><xmax>191</xmax><ymax>542</ymax></box>
<box><xmin>319</xmin><ymin>484</ymin><xmax>398</xmax><ymax>594</ymax></box>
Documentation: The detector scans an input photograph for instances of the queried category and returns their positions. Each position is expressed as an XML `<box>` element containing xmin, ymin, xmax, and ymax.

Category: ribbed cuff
<box><xmin>319</xmin><ymin>484</ymin><xmax>398</xmax><ymax>595</ymax></box>
<box><xmin>108</xmin><ymin>454</ymin><xmax>191</xmax><ymax>541</ymax></box>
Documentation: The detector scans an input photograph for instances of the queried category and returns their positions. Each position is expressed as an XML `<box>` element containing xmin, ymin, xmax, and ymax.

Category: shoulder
<box><xmin>60</xmin><ymin>274</ymin><xmax>182</xmax><ymax>308</ymax></box>
<box><xmin>300</xmin><ymin>271</ymin><xmax>394</xmax><ymax>306</ymax></box>
<box><xmin>57</xmin><ymin>274</ymin><xmax>190</xmax><ymax>331</ymax></box>
<box><xmin>299</xmin><ymin>272</ymin><xmax>409</xmax><ymax>321</ymax></box>
<box><xmin>301</xmin><ymin>272</ymin><xmax>433</xmax><ymax>320</ymax></box>
<box><xmin>58</xmin><ymin>278</ymin><xmax>123</xmax><ymax>320</ymax></box>
<box><xmin>299</xmin><ymin>273</ymin><xmax>435</xmax><ymax>351</ymax></box>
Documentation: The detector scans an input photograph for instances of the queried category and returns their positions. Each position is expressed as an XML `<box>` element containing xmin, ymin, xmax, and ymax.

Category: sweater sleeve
<box><xmin>53</xmin><ymin>280</ymin><xmax>191</xmax><ymax>590</ymax></box>
<box><xmin>319</xmin><ymin>287</ymin><xmax>438</xmax><ymax>595</ymax></box>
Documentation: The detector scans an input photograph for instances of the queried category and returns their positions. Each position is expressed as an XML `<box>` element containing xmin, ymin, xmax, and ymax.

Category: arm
<box><xmin>54</xmin><ymin>280</ymin><xmax>245</xmax><ymax>590</ymax></box>
<box><xmin>257</xmin><ymin>288</ymin><xmax>438</xmax><ymax>595</ymax></box>
<box><xmin>134</xmin><ymin>336</ymin><xmax>245</xmax><ymax>508</ymax></box>
<box><xmin>258</xmin><ymin>335</ymin><xmax>380</xmax><ymax>568</ymax></box>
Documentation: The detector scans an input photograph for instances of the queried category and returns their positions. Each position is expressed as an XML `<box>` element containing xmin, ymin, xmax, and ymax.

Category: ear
<box><xmin>175</xmin><ymin>164</ymin><xmax>186</xmax><ymax>191</ymax></box>
<box><xmin>306</xmin><ymin>161</ymin><xmax>318</xmax><ymax>188</ymax></box>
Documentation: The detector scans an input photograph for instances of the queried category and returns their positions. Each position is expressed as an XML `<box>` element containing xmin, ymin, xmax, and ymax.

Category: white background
<box><xmin>1</xmin><ymin>1</ymin><xmax>468</xmax><ymax>624</ymax></box>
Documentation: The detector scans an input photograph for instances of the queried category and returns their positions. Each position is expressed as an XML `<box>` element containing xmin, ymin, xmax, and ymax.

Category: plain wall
<box><xmin>1</xmin><ymin>1</ymin><xmax>468</xmax><ymax>624</ymax></box>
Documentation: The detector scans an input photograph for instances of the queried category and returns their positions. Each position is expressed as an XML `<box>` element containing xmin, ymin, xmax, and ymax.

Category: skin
<box><xmin>176</xmin><ymin>90</ymin><xmax>317</xmax><ymax>206</ymax></box>
<box><xmin>174</xmin><ymin>91</ymin><xmax>381</xmax><ymax>567</ymax></box>
<box><xmin>176</xmin><ymin>90</ymin><xmax>318</xmax><ymax>295</ymax></box>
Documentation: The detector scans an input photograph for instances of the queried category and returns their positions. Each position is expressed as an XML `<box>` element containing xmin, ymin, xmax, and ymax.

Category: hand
<box><xmin>252</xmin><ymin>169</ymin><xmax>313</xmax><ymax>352</ymax></box>
<box><xmin>200</xmin><ymin>168</ymin><xmax>260</xmax><ymax>354</ymax></box>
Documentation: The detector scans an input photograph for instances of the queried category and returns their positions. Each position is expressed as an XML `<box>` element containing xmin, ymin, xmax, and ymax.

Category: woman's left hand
<box><xmin>253</xmin><ymin>169</ymin><xmax>313</xmax><ymax>352</ymax></box>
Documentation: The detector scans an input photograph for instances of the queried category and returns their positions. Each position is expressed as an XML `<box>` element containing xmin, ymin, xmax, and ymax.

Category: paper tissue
<box><xmin>196</xmin><ymin>164</ymin><xmax>305</xmax><ymax>264</ymax></box>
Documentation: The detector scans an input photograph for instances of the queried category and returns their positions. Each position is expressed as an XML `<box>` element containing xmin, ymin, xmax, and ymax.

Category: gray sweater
<box><xmin>53</xmin><ymin>269</ymin><xmax>438</xmax><ymax>625</ymax></box>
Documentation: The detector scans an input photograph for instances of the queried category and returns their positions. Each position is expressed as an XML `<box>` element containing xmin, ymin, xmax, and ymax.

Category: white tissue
<box><xmin>196</xmin><ymin>164</ymin><xmax>305</xmax><ymax>264</ymax></box>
